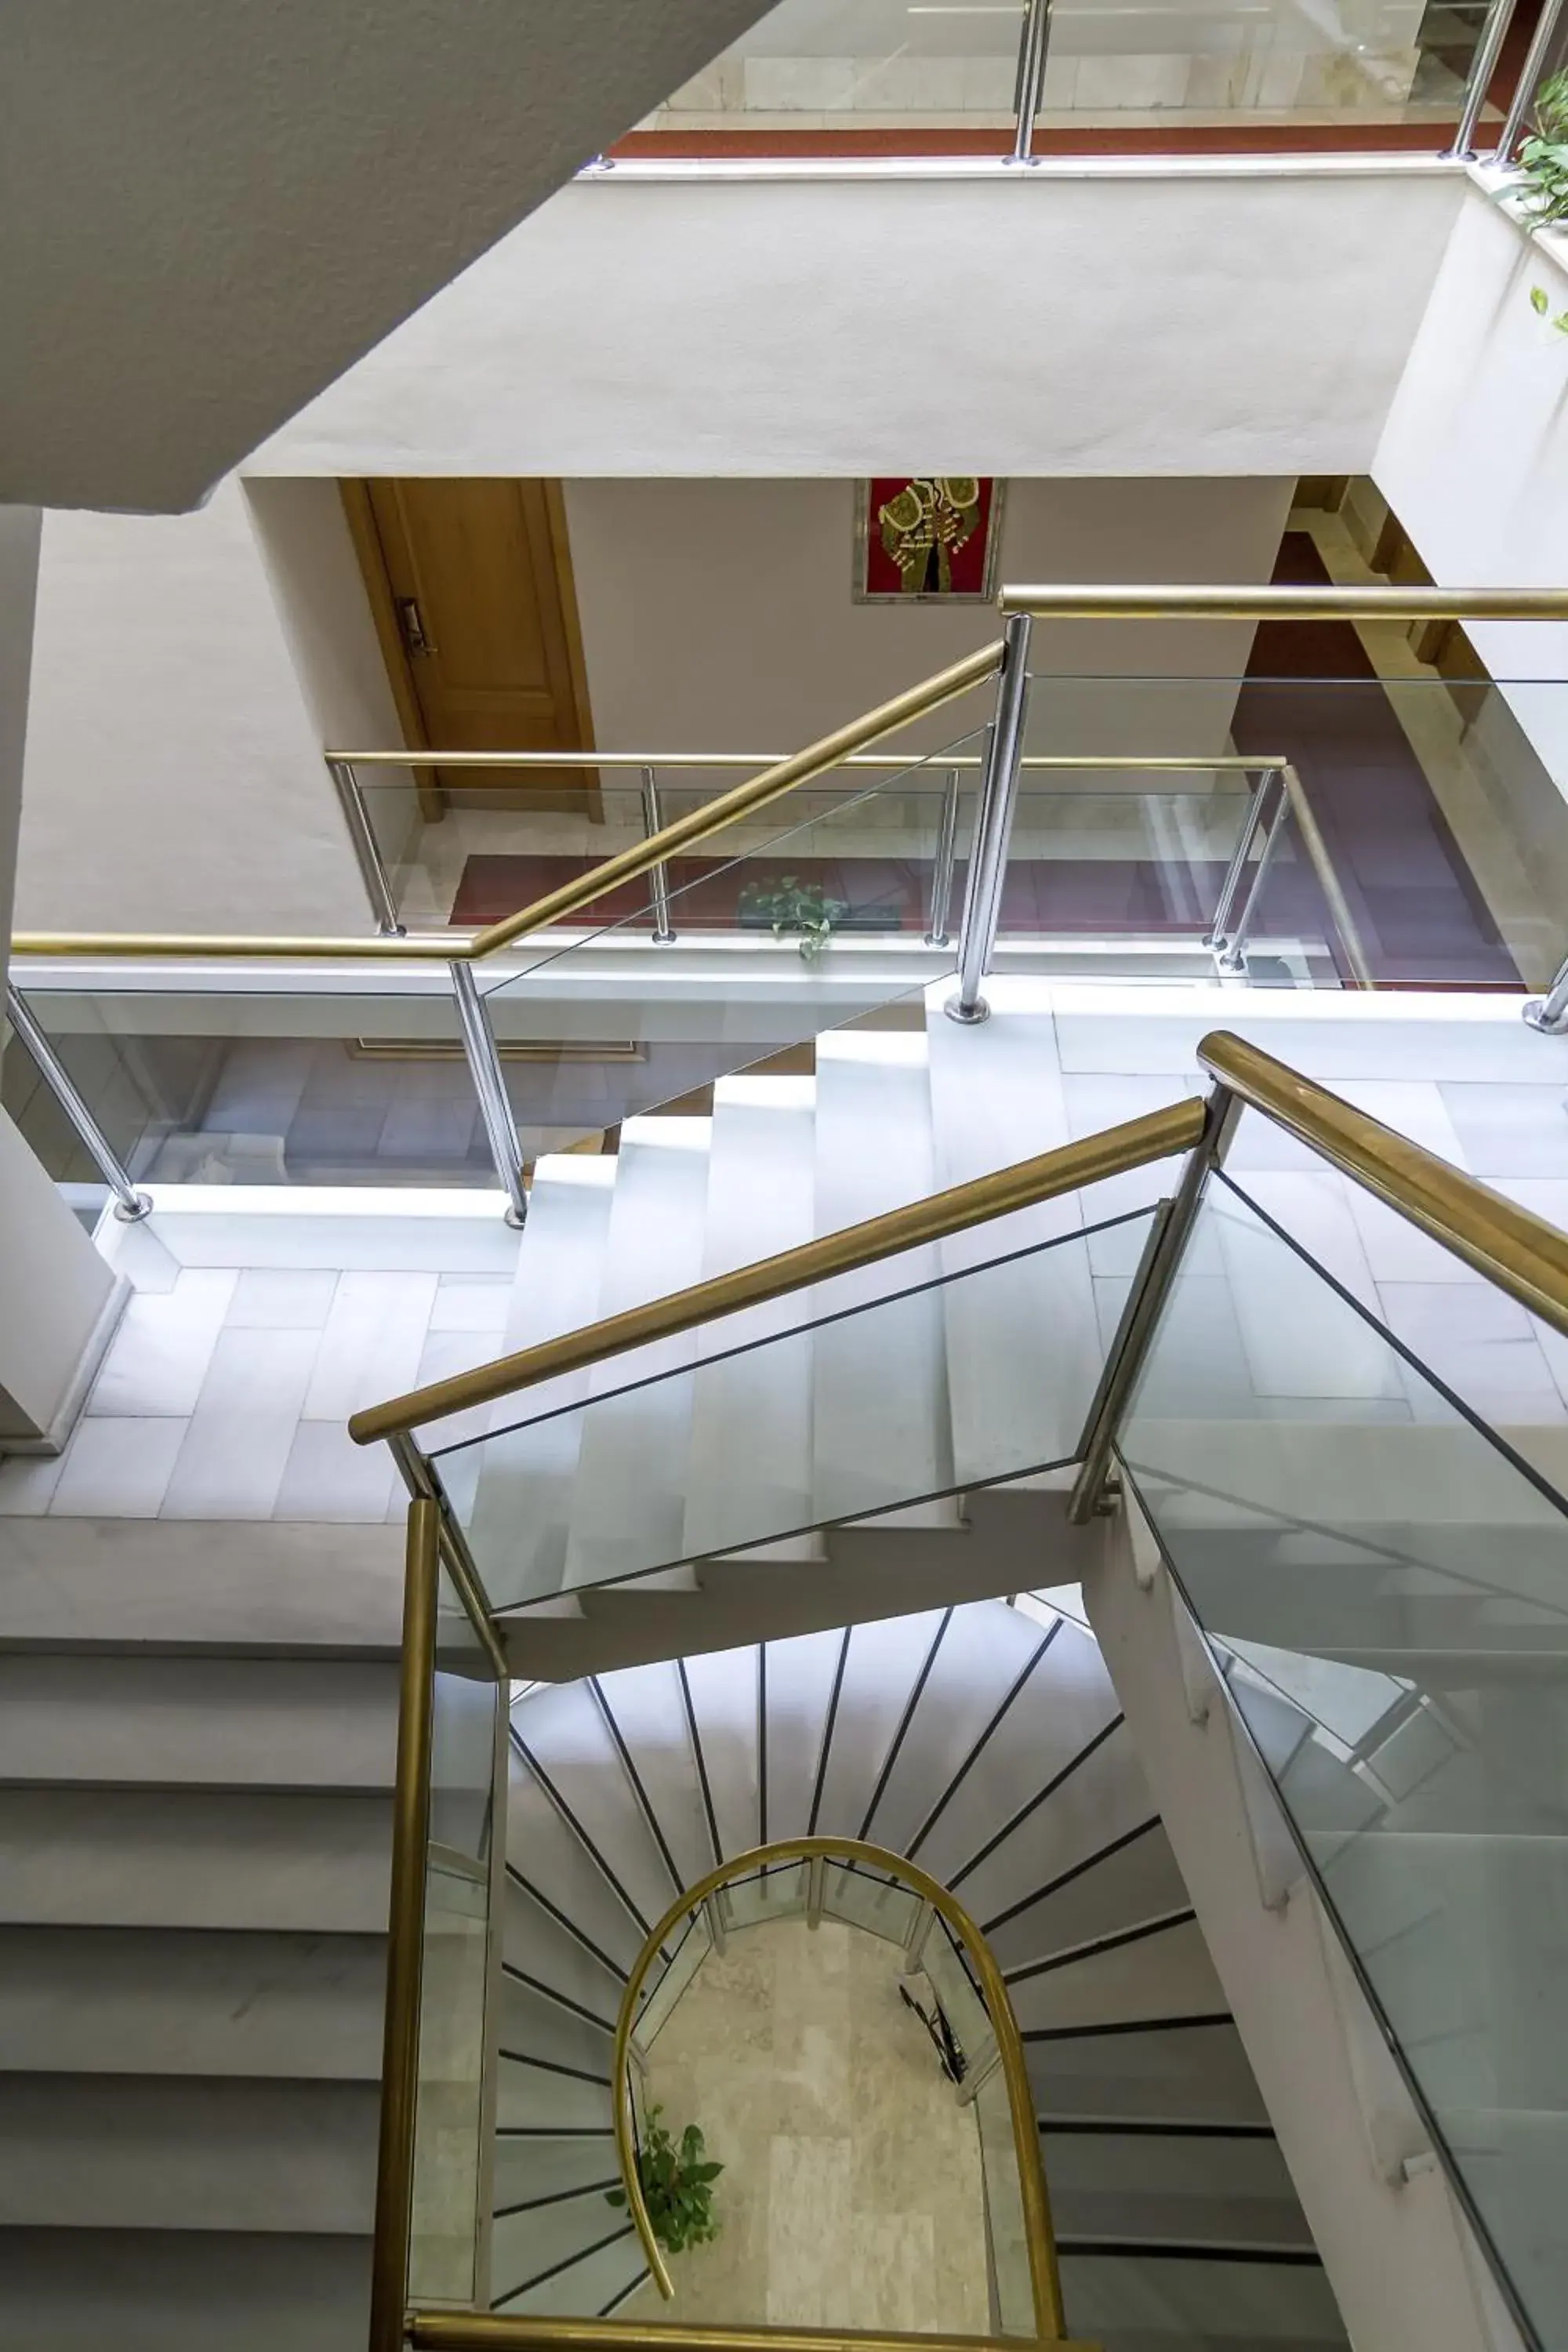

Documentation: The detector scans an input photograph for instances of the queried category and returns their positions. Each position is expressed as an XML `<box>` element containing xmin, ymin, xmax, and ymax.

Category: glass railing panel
<box><xmin>5</xmin><ymin>977</ymin><xmax>486</xmax><ymax>1191</ymax></box>
<box><xmin>921</xmin><ymin>1917</ymin><xmax>993</xmax><ymax>2066</ymax></box>
<box><xmin>721</xmin><ymin>1860</ymin><xmax>809</xmax><ymax>1931</ymax></box>
<box><xmin>637</xmin><ymin>1905</ymin><xmax>713</xmax><ymax>2048</ymax></box>
<box><xmin>433</xmin><ymin>1205</ymin><xmax>1159</xmax><ymax>1613</ymax></box>
<box><xmin>1</xmin><ymin>1013</ymin><xmax>111</xmax><ymax>1229</ymax></box>
<box><xmin>412</xmin><ymin>1561</ymin><xmax>503</xmax><ymax>2309</ymax></box>
<box><xmin>376</xmin><ymin>764</ymin><xmax>982</xmax><ymax>940</ymax></box>
<box><xmin>1025</xmin><ymin>0</ymin><xmax>1489</xmax><ymax>139</ymax></box>
<box><xmin>1122</xmin><ymin>1176</ymin><xmax>1568</xmax><ymax>2347</ymax></box>
<box><xmin>470</xmin><ymin>731</ymin><xmax>983</xmax><ymax>1159</ymax></box>
<box><xmin>1021</xmin><ymin>670</ymin><xmax>1568</xmax><ymax>992</ymax></box>
<box><xmin>820</xmin><ymin>1858</ymin><xmax>921</xmax><ymax>1944</ymax></box>
<box><xmin>972</xmin><ymin>2062</ymin><xmax>1033</xmax><ymax>2337</ymax></box>
<box><xmin>637</xmin><ymin>0</ymin><xmax>1022</xmax><ymax>140</ymax></box>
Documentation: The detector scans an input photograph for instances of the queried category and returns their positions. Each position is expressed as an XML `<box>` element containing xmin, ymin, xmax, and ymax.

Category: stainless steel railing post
<box><xmin>1525</xmin><ymin>955</ymin><xmax>1568</xmax><ymax>1032</ymax></box>
<box><xmin>1493</xmin><ymin>0</ymin><xmax>1568</xmax><ymax>156</ymax></box>
<box><xmin>5</xmin><ymin>981</ymin><xmax>151</xmax><ymax>1221</ymax></box>
<box><xmin>449</xmin><ymin>964</ymin><xmax>528</xmax><ymax>1227</ymax></box>
<box><xmin>1446</xmin><ymin>0</ymin><xmax>1521</xmax><ymax>155</ymax></box>
<box><xmin>1067</xmin><ymin>1079</ymin><xmax>1243</xmax><ymax>1523</ymax></box>
<box><xmin>1214</xmin><ymin>772</ymin><xmax>1291</xmax><ymax>975</ymax></box>
<box><xmin>640</xmin><ymin>766</ymin><xmax>677</xmax><ymax>946</ymax></box>
<box><xmin>1010</xmin><ymin>0</ymin><xmax>1051</xmax><ymax>161</ymax></box>
<box><xmin>1204</xmin><ymin>766</ymin><xmax>1276</xmax><ymax>962</ymax></box>
<box><xmin>805</xmin><ymin>1853</ymin><xmax>826</xmax><ymax>1930</ymax></box>
<box><xmin>328</xmin><ymin>758</ymin><xmax>405</xmax><ymax>938</ymax></box>
<box><xmin>946</xmin><ymin>614</ymin><xmax>1033</xmax><ymax>1025</ymax></box>
<box><xmin>925</xmin><ymin>769</ymin><xmax>962</xmax><ymax>949</ymax></box>
<box><xmin>902</xmin><ymin>1898</ymin><xmax>938</xmax><ymax>1974</ymax></box>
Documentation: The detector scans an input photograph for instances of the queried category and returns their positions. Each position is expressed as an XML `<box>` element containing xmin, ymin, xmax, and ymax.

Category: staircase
<box><xmin>497</xmin><ymin>1599</ymin><xmax>1351</xmax><ymax>2350</ymax></box>
<box><xmin>463</xmin><ymin>994</ymin><xmax>1131</xmax><ymax>1679</ymax></box>
<box><xmin>0</xmin><ymin>1523</ymin><xmax>401</xmax><ymax>2352</ymax></box>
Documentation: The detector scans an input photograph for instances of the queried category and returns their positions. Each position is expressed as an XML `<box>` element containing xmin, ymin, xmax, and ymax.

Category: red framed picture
<box><xmin>854</xmin><ymin>477</ymin><xmax>1004</xmax><ymax>603</ymax></box>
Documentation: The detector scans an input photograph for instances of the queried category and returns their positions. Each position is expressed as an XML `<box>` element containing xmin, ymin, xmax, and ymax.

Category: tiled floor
<box><xmin>0</xmin><ymin>1192</ymin><xmax>524</xmax><ymax>1523</ymax></box>
<box><xmin>620</xmin><ymin>1918</ymin><xmax>989</xmax><ymax>2334</ymax></box>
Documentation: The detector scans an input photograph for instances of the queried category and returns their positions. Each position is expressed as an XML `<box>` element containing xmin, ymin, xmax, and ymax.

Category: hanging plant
<box><xmin>608</xmin><ymin>2104</ymin><xmax>723</xmax><ymax>2254</ymax></box>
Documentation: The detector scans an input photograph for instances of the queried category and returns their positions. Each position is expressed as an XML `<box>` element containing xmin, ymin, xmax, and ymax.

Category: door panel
<box><xmin>345</xmin><ymin>478</ymin><xmax>597</xmax><ymax>810</ymax></box>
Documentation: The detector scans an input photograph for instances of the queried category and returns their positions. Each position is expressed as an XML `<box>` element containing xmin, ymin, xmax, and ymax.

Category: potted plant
<box><xmin>737</xmin><ymin>873</ymin><xmax>848</xmax><ymax>962</ymax></box>
<box><xmin>608</xmin><ymin>2103</ymin><xmax>723</xmax><ymax>2255</ymax></box>
<box><xmin>1515</xmin><ymin>71</ymin><xmax>1568</xmax><ymax>331</ymax></box>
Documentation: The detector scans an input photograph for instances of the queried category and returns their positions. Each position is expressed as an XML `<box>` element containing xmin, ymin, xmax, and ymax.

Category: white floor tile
<box><xmin>50</xmin><ymin>1418</ymin><xmax>189</xmax><ymax>1517</ymax></box>
<box><xmin>274</xmin><ymin>1421</ymin><xmax>400</xmax><ymax>1523</ymax></box>
<box><xmin>196</xmin><ymin>1327</ymin><xmax>321</xmax><ymax>1417</ymax></box>
<box><xmin>161</xmin><ymin>1328</ymin><xmax>321</xmax><ymax>1521</ymax></box>
<box><xmin>429</xmin><ymin>1275</ymin><xmax>514</xmax><ymax>1333</ymax></box>
<box><xmin>227</xmin><ymin>1269</ymin><xmax>339</xmax><ymax>1329</ymax></box>
<box><xmin>86</xmin><ymin>1271</ymin><xmax>238</xmax><ymax>1418</ymax></box>
<box><xmin>303</xmin><ymin>1272</ymin><xmax>440</xmax><ymax>1421</ymax></box>
<box><xmin>1437</xmin><ymin>1082</ymin><xmax>1568</xmax><ymax>1180</ymax></box>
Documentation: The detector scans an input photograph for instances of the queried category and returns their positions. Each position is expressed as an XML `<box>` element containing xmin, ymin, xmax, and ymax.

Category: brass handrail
<box><xmin>10</xmin><ymin>644</ymin><xmax>1001</xmax><ymax>965</ymax></box>
<box><xmin>370</xmin><ymin>1499</ymin><xmax>441</xmax><ymax>2352</ymax></box>
<box><xmin>1199</xmin><ymin>1031</ymin><xmax>1568</xmax><ymax>1337</ymax></box>
<box><xmin>347</xmin><ymin>1098</ymin><xmax>1205</xmax><ymax>1443</ymax></box>
<box><xmin>608</xmin><ymin>1836</ymin><xmax>1069</xmax><ymax>2340</ymax></box>
<box><xmin>999</xmin><ymin>584</ymin><xmax>1568</xmax><ymax>622</ymax></box>
<box><xmin>329</xmin><ymin>747</ymin><xmax>1282</xmax><ymax>772</ymax></box>
<box><xmin>409</xmin><ymin>2323</ymin><xmax>1098</xmax><ymax>2351</ymax></box>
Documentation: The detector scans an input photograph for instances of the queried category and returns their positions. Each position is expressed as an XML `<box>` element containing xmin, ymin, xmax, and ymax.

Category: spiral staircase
<box><xmin>495</xmin><ymin>1597</ymin><xmax>1351</xmax><ymax>2350</ymax></box>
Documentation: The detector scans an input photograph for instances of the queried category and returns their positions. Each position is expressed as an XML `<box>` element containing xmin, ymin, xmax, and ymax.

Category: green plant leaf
<box><xmin>1532</xmin><ymin>284</ymin><xmax>1552</xmax><ymax>313</ymax></box>
<box><xmin>605</xmin><ymin>2188</ymin><xmax>626</xmax><ymax>2209</ymax></box>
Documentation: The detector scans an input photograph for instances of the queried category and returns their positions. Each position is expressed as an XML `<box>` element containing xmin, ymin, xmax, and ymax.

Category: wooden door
<box><xmin>343</xmin><ymin>478</ymin><xmax>597</xmax><ymax>813</ymax></box>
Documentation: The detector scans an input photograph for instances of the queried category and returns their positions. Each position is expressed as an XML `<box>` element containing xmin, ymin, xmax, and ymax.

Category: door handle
<box><xmin>397</xmin><ymin>597</ymin><xmax>437</xmax><ymax>658</ymax></box>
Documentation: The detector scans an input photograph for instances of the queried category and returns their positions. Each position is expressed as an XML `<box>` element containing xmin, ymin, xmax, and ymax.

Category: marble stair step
<box><xmin>811</xmin><ymin>1029</ymin><xmax>954</xmax><ymax>1530</ymax></box>
<box><xmin>0</xmin><ymin>1654</ymin><xmax>397</xmax><ymax>1792</ymax></box>
<box><xmin>0</xmin><ymin>1788</ymin><xmax>390</xmax><ymax>1933</ymax></box>
<box><xmin>460</xmin><ymin>1153</ymin><xmax>619</xmax><ymax>1607</ymax></box>
<box><xmin>0</xmin><ymin>1925</ymin><xmax>384</xmax><ymax>2078</ymax></box>
<box><xmin>561</xmin><ymin>1119</ymin><xmax>713</xmax><ymax>1596</ymax></box>
<box><xmin>0</xmin><ymin>2227</ymin><xmax>371</xmax><ymax>2352</ymax></box>
<box><xmin>0</xmin><ymin>2073</ymin><xmax>378</xmax><ymax>2232</ymax></box>
<box><xmin>681</xmin><ymin>1075</ymin><xmax>818</xmax><ymax>1566</ymax></box>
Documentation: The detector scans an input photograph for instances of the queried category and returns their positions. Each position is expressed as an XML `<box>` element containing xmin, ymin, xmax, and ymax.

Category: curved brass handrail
<box><xmin>347</xmin><ymin>1097</ymin><xmax>1203</xmax><ymax>1443</ymax></box>
<box><xmin>1199</xmin><ymin>1031</ymin><xmax>1568</xmax><ymax>1337</ymax></box>
<box><xmin>610</xmin><ymin>1836</ymin><xmax>1067</xmax><ymax>2342</ymax></box>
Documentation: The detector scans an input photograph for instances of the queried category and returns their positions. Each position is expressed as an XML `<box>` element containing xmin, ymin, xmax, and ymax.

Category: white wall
<box><xmin>564</xmin><ymin>475</ymin><xmax>1293</xmax><ymax>755</ymax></box>
<box><xmin>1376</xmin><ymin>185</ymin><xmax>1568</xmax><ymax>847</ymax></box>
<box><xmin>14</xmin><ymin>482</ymin><xmax>372</xmax><ymax>937</ymax></box>
<box><xmin>253</xmin><ymin>165</ymin><xmax>1465</xmax><ymax>481</ymax></box>
<box><xmin>0</xmin><ymin>508</ymin><xmax>120</xmax><ymax>1448</ymax></box>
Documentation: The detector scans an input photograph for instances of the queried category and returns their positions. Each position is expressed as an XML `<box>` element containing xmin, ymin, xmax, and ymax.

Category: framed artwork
<box><xmin>854</xmin><ymin>477</ymin><xmax>1004</xmax><ymax>604</ymax></box>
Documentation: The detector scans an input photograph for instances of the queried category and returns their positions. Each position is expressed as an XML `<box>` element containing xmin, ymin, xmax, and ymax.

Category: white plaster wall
<box><xmin>0</xmin><ymin>508</ymin><xmax>118</xmax><ymax>1445</ymax></box>
<box><xmin>1375</xmin><ymin>183</ymin><xmax>1568</xmax><ymax>833</ymax></box>
<box><xmin>244</xmin><ymin>479</ymin><xmax>422</xmax><ymax>878</ymax></box>
<box><xmin>14</xmin><ymin>483</ymin><xmax>370</xmax><ymax>938</ymax></box>
<box><xmin>564</xmin><ymin>475</ymin><xmax>1293</xmax><ymax>756</ymax></box>
<box><xmin>254</xmin><ymin>165</ymin><xmax>1466</xmax><ymax>481</ymax></box>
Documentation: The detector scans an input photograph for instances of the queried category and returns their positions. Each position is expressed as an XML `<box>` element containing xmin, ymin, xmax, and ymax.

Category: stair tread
<box><xmin>0</xmin><ymin>2074</ymin><xmax>378</xmax><ymax>2232</ymax></box>
<box><xmin>0</xmin><ymin>1926</ymin><xmax>383</xmax><ymax>2076</ymax></box>
<box><xmin>562</xmin><ymin>1118</ymin><xmax>713</xmax><ymax>1592</ymax></box>
<box><xmin>462</xmin><ymin>1155</ymin><xmax>619</xmax><ymax>1607</ymax></box>
<box><xmin>682</xmin><ymin>1076</ymin><xmax>818</xmax><ymax>1565</ymax></box>
<box><xmin>0</xmin><ymin>1788</ymin><xmax>390</xmax><ymax>1932</ymax></box>
<box><xmin>0</xmin><ymin>1655</ymin><xmax>397</xmax><ymax>1791</ymax></box>
<box><xmin>811</xmin><ymin>1030</ymin><xmax>953</xmax><ymax>1526</ymax></box>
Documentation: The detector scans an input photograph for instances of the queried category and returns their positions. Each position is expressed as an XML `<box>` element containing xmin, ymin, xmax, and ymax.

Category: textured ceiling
<box><xmin>1</xmin><ymin>0</ymin><xmax>765</xmax><ymax>512</ymax></box>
